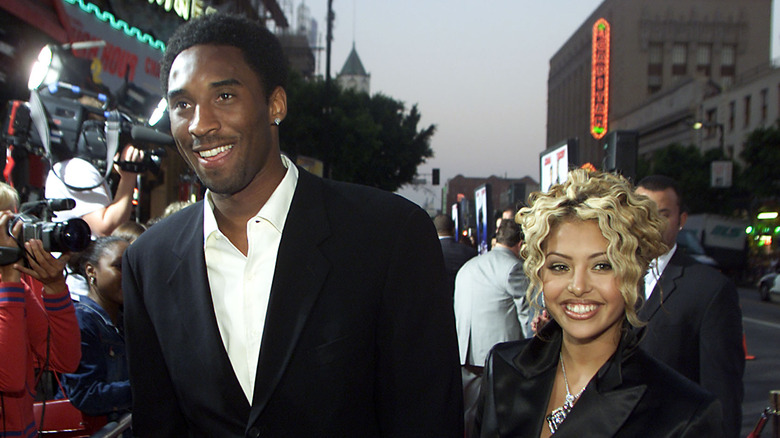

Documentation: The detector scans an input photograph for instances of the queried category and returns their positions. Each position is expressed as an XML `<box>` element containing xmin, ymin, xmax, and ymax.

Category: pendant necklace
<box><xmin>545</xmin><ymin>352</ymin><xmax>587</xmax><ymax>434</ymax></box>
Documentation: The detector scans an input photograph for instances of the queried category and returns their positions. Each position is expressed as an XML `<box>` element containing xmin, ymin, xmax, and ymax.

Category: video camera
<box><xmin>0</xmin><ymin>198</ymin><xmax>91</xmax><ymax>266</ymax></box>
<box><xmin>0</xmin><ymin>42</ymin><xmax>173</xmax><ymax>183</ymax></box>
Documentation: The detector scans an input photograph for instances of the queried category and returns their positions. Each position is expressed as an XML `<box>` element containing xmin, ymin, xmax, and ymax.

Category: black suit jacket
<box><xmin>475</xmin><ymin>322</ymin><xmax>722</xmax><ymax>438</ymax></box>
<box><xmin>637</xmin><ymin>249</ymin><xmax>744</xmax><ymax>438</ymax></box>
<box><xmin>439</xmin><ymin>236</ymin><xmax>477</xmax><ymax>294</ymax></box>
<box><xmin>123</xmin><ymin>169</ymin><xmax>464</xmax><ymax>437</ymax></box>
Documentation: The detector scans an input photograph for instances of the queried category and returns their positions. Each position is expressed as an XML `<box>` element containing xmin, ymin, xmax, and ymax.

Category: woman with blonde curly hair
<box><xmin>474</xmin><ymin>169</ymin><xmax>722</xmax><ymax>438</ymax></box>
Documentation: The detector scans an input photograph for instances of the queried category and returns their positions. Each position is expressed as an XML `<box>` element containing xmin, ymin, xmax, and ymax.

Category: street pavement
<box><xmin>739</xmin><ymin>286</ymin><xmax>780</xmax><ymax>437</ymax></box>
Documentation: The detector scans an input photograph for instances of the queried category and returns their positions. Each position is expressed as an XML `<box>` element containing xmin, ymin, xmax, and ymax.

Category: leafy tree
<box><xmin>280</xmin><ymin>72</ymin><xmax>435</xmax><ymax>191</ymax></box>
<box><xmin>738</xmin><ymin>123</ymin><xmax>780</xmax><ymax>199</ymax></box>
<box><xmin>636</xmin><ymin>144</ymin><xmax>746</xmax><ymax>215</ymax></box>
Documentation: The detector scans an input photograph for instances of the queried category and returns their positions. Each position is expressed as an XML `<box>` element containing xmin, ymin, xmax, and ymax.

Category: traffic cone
<box><xmin>743</xmin><ymin>333</ymin><xmax>755</xmax><ymax>360</ymax></box>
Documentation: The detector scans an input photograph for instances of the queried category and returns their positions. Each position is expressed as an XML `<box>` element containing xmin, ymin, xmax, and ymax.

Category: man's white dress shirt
<box><xmin>203</xmin><ymin>155</ymin><xmax>298</xmax><ymax>402</ymax></box>
<box><xmin>644</xmin><ymin>243</ymin><xmax>677</xmax><ymax>300</ymax></box>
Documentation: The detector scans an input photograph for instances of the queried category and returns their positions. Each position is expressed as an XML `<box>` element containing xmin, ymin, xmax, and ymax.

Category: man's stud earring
<box><xmin>273</xmin><ymin>118</ymin><xmax>281</xmax><ymax>126</ymax></box>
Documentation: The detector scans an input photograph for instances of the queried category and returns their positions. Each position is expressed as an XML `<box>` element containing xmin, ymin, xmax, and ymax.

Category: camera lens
<box><xmin>55</xmin><ymin>218</ymin><xmax>91</xmax><ymax>252</ymax></box>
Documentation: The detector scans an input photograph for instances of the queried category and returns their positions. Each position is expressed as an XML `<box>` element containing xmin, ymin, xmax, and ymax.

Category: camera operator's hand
<box><xmin>115</xmin><ymin>144</ymin><xmax>145</xmax><ymax>177</ymax></box>
<box><xmin>14</xmin><ymin>239</ymin><xmax>70</xmax><ymax>296</ymax></box>
<box><xmin>81</xmin><ymin>143</ymin><xmax>144</xmax><ymax>236</ymax></box>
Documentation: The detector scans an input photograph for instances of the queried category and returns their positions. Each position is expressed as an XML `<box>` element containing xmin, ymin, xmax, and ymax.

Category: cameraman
<box><xmin>0</xmin><ymin>209</ymin><xmax>81</xmax><ymax>437</ymax></box>
<box><xmin>45</xmin><ymin>144</ymin><xmax>144</xmax><ymax>237</ymax></box>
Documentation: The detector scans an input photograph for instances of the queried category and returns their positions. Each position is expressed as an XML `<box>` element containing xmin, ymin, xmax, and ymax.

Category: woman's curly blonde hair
<box><xmin>517</xmin><ymin>169</ymin><xmax>668</xmax><ymax>327</ymax></box>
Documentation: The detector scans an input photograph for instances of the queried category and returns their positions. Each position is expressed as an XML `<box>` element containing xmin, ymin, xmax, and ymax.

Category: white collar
<box><xmin>203</xmin><ymin>154</ymin><xmax>298</xmax><ymax>247</ymax></box>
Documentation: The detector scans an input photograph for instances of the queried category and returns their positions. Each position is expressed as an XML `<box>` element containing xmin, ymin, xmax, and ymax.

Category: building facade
<box><xmin>699</xmin><ymin>62</ymin><xmax>780</xmax><ymax>160</ymax></box>
<box><xmin>547</xmin><ymin>0</ymin><xmax>772</xmax><ymax>167</ymax></box>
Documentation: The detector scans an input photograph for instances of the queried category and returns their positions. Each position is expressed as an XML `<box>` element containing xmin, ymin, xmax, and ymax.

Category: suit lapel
<box><xmin>167</xmin><ymin>205</ymin><xmax>250</xmax><ymax>416</ymax></box>
<box><xmin>508</xmin><ymin>323</ymin><xmax>646</xmax><ymax>437</ymax></box>
<box><xmin>556</xmin><ymin>384</ymin><xmax>645</xmax><ymax>437</ymax></box>
<box><xmin>638</xmin><ymin>250</ymin><xmax>685</xmax><ymax>321</ymax></box>
<box><xmin>499</xmin><ymin>335</ymin><xmax>558</xmax><ymax>437</ymax></box>
<box><xmin>556</xmin><ymin>331</ymin><xmax>646</xmax><ymax>437</ymax></box>
<box><xmin>248</xmin><ymin>170</ymin><xmax>332</xmax><ymax>425</ymax></box>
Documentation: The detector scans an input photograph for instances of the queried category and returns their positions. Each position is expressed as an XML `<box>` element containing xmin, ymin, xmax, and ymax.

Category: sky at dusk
<box><xmin>301</xmin><ymin>1</ymin><xmax>780</xmax><ymax>209</ymax></box>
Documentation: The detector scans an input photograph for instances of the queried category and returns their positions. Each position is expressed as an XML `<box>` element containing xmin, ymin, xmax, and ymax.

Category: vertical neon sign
<box><xmin>590</xmin><ymin>19</ymin><xmax>610</xmax><ymax>140</ymax></box>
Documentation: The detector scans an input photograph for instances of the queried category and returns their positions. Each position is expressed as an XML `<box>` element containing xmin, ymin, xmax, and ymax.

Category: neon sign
<box><xmin>63</xmin><ymin>0</ymin><xmax>166</xmax><ymax>52</ymax></box>
<box><xmin>147</xmin><ymin>0</ymin><xmax>215</xmax><ymax>22</ymax></box>
<box><xmin>590</xmin><ymin>18</ymin><xmax>610</xmax><ymax>140</ymax></box>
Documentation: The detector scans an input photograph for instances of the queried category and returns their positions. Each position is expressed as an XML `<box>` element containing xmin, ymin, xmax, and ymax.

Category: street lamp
<box><xmin>692</xmin><ymin>121</ymin><xmax>725</xmax><ymax>155</ymax></box>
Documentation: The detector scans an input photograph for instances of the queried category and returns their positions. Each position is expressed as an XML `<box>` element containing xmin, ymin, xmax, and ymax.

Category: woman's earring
<box><xmin>272</xmin><ymin>118</ymin><xmax>281</xmax><ymax>126</ymax></box>
<box><xmin>89</xmin><ymin>276</ymin><xmax>96</xmax><ymax>286</ymax></box>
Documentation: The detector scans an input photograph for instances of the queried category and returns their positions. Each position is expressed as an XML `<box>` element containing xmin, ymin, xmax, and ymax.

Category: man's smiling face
<box><xmin>167</xmin><ymin>44</ymin><xmax>277</xmax><ymax>196</ymax></box>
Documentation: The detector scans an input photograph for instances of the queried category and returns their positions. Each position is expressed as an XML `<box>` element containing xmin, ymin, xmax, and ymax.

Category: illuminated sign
<box><xmin>147</xmin><ymin>0</ymin><xmax>215</xmax><ymax>22</ymax></box>
<box><xmin>539</xmin><ymin>138</ymin><xmax>578</xmax><ymax>193</ymax></box>
<box><xmin>590</xmin><ymin>18</ymin><xmax>610</xmax><ymax>140</ymax></box>
<box><xmin>541</xmin><ymin>146</ymin><xmax>568</xmax><ymax>193</ymax></box>
<box><xmin>474</xmin><ymin>185</ymin><xmax>491</xmax><ymax>255</ymax></box>
<box><xmin>60</xmin><ymin>0</ymin><xmax>165</xmax><ymax>95</ymax></box>
<box><xmin>63</xmin><ymin>0</ymin><xmax>166</xmax><ymax>51</ymax></box>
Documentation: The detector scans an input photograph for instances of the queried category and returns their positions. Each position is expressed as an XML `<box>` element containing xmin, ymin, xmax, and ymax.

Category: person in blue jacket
<box><xmin>61</xmin><ymin>236</ymin><xmax>131</xmax><ymax>422</ymax></box>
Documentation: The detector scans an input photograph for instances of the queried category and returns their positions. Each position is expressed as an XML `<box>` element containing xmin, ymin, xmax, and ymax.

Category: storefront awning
<box><xmin>0</xmin><ymin>0</ymin><xmax>68</xmax><ymax>43</ymax></box>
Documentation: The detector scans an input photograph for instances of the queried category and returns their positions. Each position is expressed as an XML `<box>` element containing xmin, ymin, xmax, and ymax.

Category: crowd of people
<box><xmin>1</xmin><ymin>11</ymin><xmax>745</xmax><ymax>438</ymax></box>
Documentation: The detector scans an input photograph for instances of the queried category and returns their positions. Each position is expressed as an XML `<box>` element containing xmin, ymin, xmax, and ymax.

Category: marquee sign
<box><xmin>590</xmin><ymin>18</ymin><xmax>610</xmax><ymax>140</ymax></box>
<box><xmin>59</xmin><ymin>0</ymin><xmax>165</xmax><ymax>96</ymax></box>
<box><xmin>147</xmin><ymin>0</ymin><xmax>212</xmax><ymax>22</ymax></box>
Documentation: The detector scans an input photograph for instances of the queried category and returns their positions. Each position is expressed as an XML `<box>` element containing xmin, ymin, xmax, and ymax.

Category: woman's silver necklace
<box><xmin>545</xmin><ymin>352</ymin><xmax>587</xmax><ymax>434</ymax></box>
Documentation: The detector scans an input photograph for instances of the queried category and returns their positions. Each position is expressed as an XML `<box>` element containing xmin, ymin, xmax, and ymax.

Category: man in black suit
<box><xmin>434</xmin><ymin>214</ymin><xmax>477</xmax><ymax>294</ymax></box>
<box><xmin>122</xmin><ymin>14</ymin><xmax>463</xmax><ymax>437</ymax></box>
<box><xmin>636</xmin><ymin>175</ymin><xmax>744</xmax><ymax>438</ymax></box>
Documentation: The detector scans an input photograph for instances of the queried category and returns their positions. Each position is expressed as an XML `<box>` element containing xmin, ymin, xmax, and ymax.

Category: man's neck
<box><xmin>211</xmin><ymin>157</ymin><xmax>286</xmax><ymax>224</ymax></box>
<box><xmin>211</xmin><ymin>157</ymin><xmax>287</xmax><ymax>255</ymax></box>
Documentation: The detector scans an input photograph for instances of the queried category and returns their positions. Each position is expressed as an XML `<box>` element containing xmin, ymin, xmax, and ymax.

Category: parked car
<box><xmin>676</xmin><ymin>229</ymin><xmax>719</xmax><ymax>268</ymax></box>
<box><xmin>756</xmin><ymin>271</ymin><xmax>780</xmax><ymax>301</ymax></box>
<box><xmin>684</xmin><ymin>214</ymin><xmax>748</xmax><ymax>273</ymax></box>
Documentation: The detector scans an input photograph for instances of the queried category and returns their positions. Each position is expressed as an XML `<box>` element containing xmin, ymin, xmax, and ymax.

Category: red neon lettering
<box><xmin>145</xmin><ymin>57</ymin><xmax>161</xmax><ymax>78</ymax></box>
<box><xmin>590</xmin><ymin>18</ymin><xmax>610</xmax><ymax>140</ymax></box>
<box><xmin>101</xmin><ymin>44</ymin><xmax>138</xmax><ymax>81</ymax></box>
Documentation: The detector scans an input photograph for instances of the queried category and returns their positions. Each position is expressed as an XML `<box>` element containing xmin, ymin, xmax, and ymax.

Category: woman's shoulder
<box><xmin>486</xmin><ymin>337</ymin><xmax>538</xmax><ymax>371</ymax></box>
<box><xmin>73</xmin><ymin>299</ymin><xmax>111</xmax><ymax>330</ymax></box>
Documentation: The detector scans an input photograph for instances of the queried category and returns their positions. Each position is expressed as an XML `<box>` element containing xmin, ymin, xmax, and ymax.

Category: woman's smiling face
<box><xmin>542</xmin><ymin>219</ymin><xmax>626</xmax><ymax>346</ymax></box>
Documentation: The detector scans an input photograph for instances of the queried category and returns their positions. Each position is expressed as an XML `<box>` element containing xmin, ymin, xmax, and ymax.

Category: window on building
<box><xmin>744</xmin><ymin>95</ymin><xmax>751</xmax><ymax>128</ymax></box>
<box><xmin>696</xmin><ymin>44</ymin><xmax>711</xmax><ymax>76</ymax></box>
<box><xmin>721</xmin><ymin>45</ymin><xmax>735</xmax><ymax>65</ymax></box>
<box><xmin>728</xmin><ymin>101</ymin><xmax>735</xmax><ymax>132</ymax></box>
<box><xmin>705</xmin><ymin>108</ymin><xmax>717</xmax><ymax>139</ymax></box>
<box><xmin>761</xmin><ymin>88</ymin><xmax>768</xmax><ymax>123</ymax></box>
<box><xmin>672</xmin><ymin>43</ymin><xmax>687</xmax><ymax>77</ymax></box>
<box><xmin>721</xmin><ymin>45</ymin><xmax>736</xmax><ymax>86</ymax></box>
<box><xmin>648</xmin><ymin>42</ymin><xmax>663</xmax><ymax>94</ymax></box>
<box><xmin>648</xmin><ymin>76</ymin><xmax>662</xmax><ymax>94</ymax></box>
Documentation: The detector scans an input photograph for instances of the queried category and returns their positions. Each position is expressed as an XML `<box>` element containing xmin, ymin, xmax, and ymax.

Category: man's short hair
<box><xmin>496</xmin><ymin>219</ymin><xmax>523</xmax><ymax>247</ymax></box>
<box><xmin>160</xmin><ymin>13</ymin><xmax>288</xmax><ymax>100</ymax></box>
<box><xmin>433</xmin><ymin>214</ymin><xmax>455</xmax><ymax>235</ymax></box>
<box><xmin>636</xmin><ymin>175</ymin><xmax>686</xmax><ymax>212</ymax></box>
